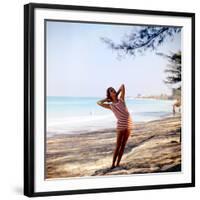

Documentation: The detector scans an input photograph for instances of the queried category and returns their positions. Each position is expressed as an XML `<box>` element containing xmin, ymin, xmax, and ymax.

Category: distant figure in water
<box><xmin>97</xmin><ymin>84</ymin><xmax>133</xmax><ymax>169</ymax></box>
<box><xmin>173</xmin><ymin>98</ymin><xmax>181</xmax><ymax>114</ymax></box>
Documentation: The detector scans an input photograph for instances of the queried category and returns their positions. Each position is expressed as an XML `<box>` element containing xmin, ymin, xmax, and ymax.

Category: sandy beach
<box><xmin>46</xmin><ymin>115</ymin><xmax>181</xmax><ymax>179</ymax></box>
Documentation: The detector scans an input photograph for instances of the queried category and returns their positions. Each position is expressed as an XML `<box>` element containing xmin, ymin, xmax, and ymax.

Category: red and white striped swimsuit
<box><xmin>110</xmin><ymin>99</ymin><xmax>134</xmax><ymax>131</ymax></box>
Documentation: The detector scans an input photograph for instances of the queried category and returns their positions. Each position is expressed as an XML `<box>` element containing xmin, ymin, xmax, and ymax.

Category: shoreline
<box><xmin>46</xmin><ymin>114</ymin><xmax>181</xmax><ymax>179</ymax></box>
<box><xmin>47</xmin><ymin>113</ymin><xmax>179</xmax><ymax>138</ymax></box>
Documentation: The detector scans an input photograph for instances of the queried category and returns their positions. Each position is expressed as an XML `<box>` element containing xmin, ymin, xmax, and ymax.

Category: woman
<box><xmin>97</xmin><ymin>84</ymin><xmax>133</xmax><ymax>169</ymax></box>
<box><xmin>173</xmin><ymin>98</ymin><xmax>181</xmax><ymax>114</ymax></box>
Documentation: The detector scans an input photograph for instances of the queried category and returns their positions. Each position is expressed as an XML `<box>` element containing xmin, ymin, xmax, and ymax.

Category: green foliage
<box><xmin>101</xmin><ymin>26</ymin><xmax>181</xmax><ymax>56</ymax></box>
<box><xmin>157</xmin><ymin>51</ymin><xmax>181</xmax><ymax>88</ymax></box>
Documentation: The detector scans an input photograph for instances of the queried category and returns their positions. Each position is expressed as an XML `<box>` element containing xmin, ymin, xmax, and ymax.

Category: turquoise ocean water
<box><xmin>47</xmin><ymin>96</ymin><xmax>174</xmax><ymax>135</ymax></box>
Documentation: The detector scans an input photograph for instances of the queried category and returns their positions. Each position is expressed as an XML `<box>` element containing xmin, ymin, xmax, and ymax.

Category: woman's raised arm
<box><xmin>116</xmin><ymin>84</ymin><xmax>125</xmax><ymax>101</ymax></box>
<box><xmin>97</xmin><ymin>98</ymin><xmax>111</xmax><ymax>109</ymax></box>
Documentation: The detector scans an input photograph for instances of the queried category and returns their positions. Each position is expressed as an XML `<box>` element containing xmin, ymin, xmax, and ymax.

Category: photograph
<box><xmin>45</xmin><ymin>20</ymin><xmax>182</xmax><ymax>179</ymax></box>
<box><xmin>24</xmin><ymin>3</ymin><xmax>195</xmax><ymax>196</ymax></box>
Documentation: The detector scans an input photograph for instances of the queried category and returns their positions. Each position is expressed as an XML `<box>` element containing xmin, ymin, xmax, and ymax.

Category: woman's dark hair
<box><xmin>107</xmin><ymin>87</ymin><xmax>114</xmax><ymax>101</ymax></box>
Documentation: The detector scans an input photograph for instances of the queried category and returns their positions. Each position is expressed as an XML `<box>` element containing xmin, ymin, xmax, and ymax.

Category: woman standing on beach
<box><xmin>97</xmin><ymin>84</ymin><xmax>133</xmax><ymax>169</ymax></box>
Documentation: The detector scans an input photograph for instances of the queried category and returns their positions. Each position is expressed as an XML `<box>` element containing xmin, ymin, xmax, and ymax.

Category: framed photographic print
<box><xmin>24</xmin><ymin>3</ymin><xmax>195</xmax><ymax>197</ymax></box>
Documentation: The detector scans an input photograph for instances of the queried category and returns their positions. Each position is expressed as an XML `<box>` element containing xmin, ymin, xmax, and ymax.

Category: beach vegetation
<box><xmin>101</xmin><ymin>26</ymin><xmax>181</xmax><ymax>57</ymax></box>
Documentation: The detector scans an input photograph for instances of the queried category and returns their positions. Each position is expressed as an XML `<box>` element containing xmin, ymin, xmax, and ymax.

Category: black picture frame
<box><xmin>24</xmin><ymin>3</ymin><xmax>195</xmax><ymax>197</ymax></box>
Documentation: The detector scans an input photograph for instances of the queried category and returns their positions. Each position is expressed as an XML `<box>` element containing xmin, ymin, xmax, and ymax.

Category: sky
<box><xmin>46</xmin><ymin>21</ymin><xmax>181</xmax><ymax>97</ymax></box>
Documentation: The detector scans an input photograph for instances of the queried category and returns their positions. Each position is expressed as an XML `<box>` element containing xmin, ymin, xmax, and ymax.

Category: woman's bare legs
<box><xmin>116</xmin><ymin>129</ymin><xmax>131</xmax><ymax>167</ymax></box>
<box><xmin>111</xmin><ymin>130</ymin><xmax>124</xmax><ymax>169</ymax></box>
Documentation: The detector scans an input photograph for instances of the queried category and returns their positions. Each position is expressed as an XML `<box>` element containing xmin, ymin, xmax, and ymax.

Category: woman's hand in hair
<box><xmin>106</xmin><ymin>98</ymin><xmax>112</xmax><ymax>102</ymax></box>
